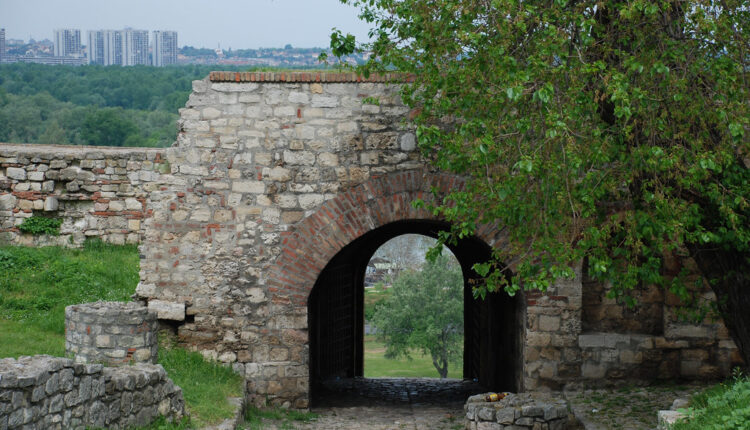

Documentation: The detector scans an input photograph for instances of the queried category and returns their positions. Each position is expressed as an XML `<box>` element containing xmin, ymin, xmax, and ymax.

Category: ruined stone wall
<box><xmin>0</xmin><ymin>144</ymin><xmax>168</xmax><ymax>246</ymax></box>
<box><xmin>0</xmin><ymin>355</ymin><xmax>184</xmax><ymax>430</ymax></box>
<box><xmin>137</xmin><ymin>72</ymin><xmax>421</xmax><ymax>408</ymax></box>
<box><xmin>2</xmin><ymin>72</ymin><xmax>739</xmax><ymax>408</ymax></box>
<box><xmin>135</xmin><ymin>72</ymin><xmax>740</xmax><ymax>406</ymax></box>
<box><xmin>524</xmin><ymin>269</ymin><xmax>741</xmax><ymax>391</ymax></box>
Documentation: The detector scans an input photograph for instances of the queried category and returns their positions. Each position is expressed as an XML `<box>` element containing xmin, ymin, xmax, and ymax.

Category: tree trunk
<box><xmin>431</xmin><ymin>352</ymin><xmax>449</xmax><ymax>379</ymax></box>
<box><xmin>688</xmin><ymin>244</ymin><xmax>750</xmax><ymax>370</ymax></box>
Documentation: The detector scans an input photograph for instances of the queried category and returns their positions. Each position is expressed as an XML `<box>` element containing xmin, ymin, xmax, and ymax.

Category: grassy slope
<box><xmin>0</xmin><ymin>242</ymin><xmax>242</xmax><ymax>428</ymax></box>
<box><xmin>0</xmin><ymin>240</ymin><xmax>137</xmax><ymax>356</ymax></box>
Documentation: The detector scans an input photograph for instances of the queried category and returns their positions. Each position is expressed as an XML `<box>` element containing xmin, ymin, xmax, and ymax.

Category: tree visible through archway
<box><xmin>307</xmin><ymin>219</ymin><xmax>521</xmax><ymax>406</ymax></box>
<box><xmin>364</xmin><ymin>234</ymin><xmax>464</xmax><ymax>379</ymax></box>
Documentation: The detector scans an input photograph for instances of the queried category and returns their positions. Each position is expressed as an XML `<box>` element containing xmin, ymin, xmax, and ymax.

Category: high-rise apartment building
<box><xmin>88</xmin><ymin>29</ymin><xmax>148</xmax><ymax>66</ymax></box>
<box><xmin>54</xmin><ymin>29</ymin><xmax>82</xmax><ymax>57</ymax></box>
<box><xmin>152</xmin><ymin>31</ymin><xmax>178</xmax><ymax>67</ymax></box>
<box><xmin>87</xmin><ymin>30</ymin><xmax>105</xmax><ymax>65</ymax></box>
<box><xmin>88</xmin><ymin>30</ymin><xmax>123</xmax><ymax>66</ymax></box>
<box><xmin>122</xmin><ymin>29</ymin><xmax>149</xmax><ymax>66</ymax></box>
<box><xmin>0</xmin><ymin>29</ymin><xmax>5</xmax><ymax>63</ymax></box>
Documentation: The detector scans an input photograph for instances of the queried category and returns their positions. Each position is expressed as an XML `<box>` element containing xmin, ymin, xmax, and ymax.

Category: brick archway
<box><xmin>265</xmin><ymin>169</ymin><xmax>506</xmax><ymax>307</ymax></box>
<box><xmin>261</xmin><ymin>170</ymin><xmax>521</xmax><ymax>406</ymax></box>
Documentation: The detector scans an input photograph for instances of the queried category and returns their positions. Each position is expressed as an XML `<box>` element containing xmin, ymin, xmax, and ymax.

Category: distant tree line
<box><xmin>0</xmin><ymin>63</ymin><xmax>238</xmax><ymax>147</ymax></box>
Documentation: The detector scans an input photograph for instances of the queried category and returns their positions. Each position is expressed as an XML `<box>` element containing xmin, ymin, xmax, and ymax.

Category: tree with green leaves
<box><xmin>333</xmin><ymin>1</ymin><xmax>750</xmax><ymax>366</ymax></box>
<box><xmin>372</xmin><ymin>253</ymin><xmax>463</xmax><ymax>378</ymax></box>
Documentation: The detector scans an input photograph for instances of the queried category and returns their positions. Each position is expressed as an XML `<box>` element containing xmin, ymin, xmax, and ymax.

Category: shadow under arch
<box><xmin>307</xmin><ymin>219</ymin><xmax>522</xmax><ymax>406</ymax></box>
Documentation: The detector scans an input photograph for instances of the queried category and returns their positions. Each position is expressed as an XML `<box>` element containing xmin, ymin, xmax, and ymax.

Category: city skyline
<box><xmin>1</xmin><ymin>0</ymin><xmax>372</xmax><ymax>50</ymax></box>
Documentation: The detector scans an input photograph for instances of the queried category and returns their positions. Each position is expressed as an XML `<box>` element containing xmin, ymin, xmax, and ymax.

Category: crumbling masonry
<box><xmin>0</xmin><ymin>72</ymin><xmax>742</xmax><ymax>408</ymax></box>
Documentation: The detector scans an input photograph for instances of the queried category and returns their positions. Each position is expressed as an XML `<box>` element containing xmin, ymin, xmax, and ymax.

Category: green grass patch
<box><xmin>0</xmin><ymin>240</ymin><xmax>139</xmax><ymax>355</ymax></box>
<box><xmin>158</xmin><ymin>344</ymin><xmax>244</xmax><ymax>427</ymax></box>
<box><xmin>241</xmin><ymin>405</ymin><xmax>319</xmax><ymax>430</ymax></box>
<box><xmin>0</xmin><ymin>319</ymin><xmax>65</xmax><ymax>357</ymax></box>
<box><xmin>0</xmin><ymin>243</ymin><xmax>243</xmax><ymax>428</ymax></box>
<box><xmin>672</xmin><ymin>375</ymin><xmax>750</xmax><ymax>430</ymax></box>
<box><xmin>364</xmin><ymin>336</ymin><xmax>462</xmax><ymax>379</ymax></box>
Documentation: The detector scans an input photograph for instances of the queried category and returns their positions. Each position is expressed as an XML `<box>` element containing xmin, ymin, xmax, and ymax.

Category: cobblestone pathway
<box><xmin>253</xmin><ymin>378</ymin><xmax>481</xmax><ymax>429</ymax></box>
<box><xmin>248</xmin><ymin>378</ymin><xmax>708</xmax><ymax>430</ymax></box>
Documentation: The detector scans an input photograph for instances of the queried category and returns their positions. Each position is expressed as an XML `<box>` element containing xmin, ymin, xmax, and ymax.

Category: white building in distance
<box><xmin>152</xmin><ymin>31</ymin><xmax>178</xmax><ymax>67</ymax></box>
<box><xmin>54</xmin><ymin>29</ymin><xmax>83</xmax><ymax>57</ymax></box>
<box><xmin>0</xmin><ymin>28</ymin><xmax>5</xmax><ymax>63</ymax></box>
<box><xmin>87</xmin><ymin>29</ymin><xmax>150</xmax><ymax>66</ymax></box>
<box><xmin>122</xmin><ymin>29</ymin><xmax>149</xmax><ymax>66</ymax></box>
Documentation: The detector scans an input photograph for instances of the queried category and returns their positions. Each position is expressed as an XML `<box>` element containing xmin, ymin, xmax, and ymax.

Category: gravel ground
<box><xmin>240</xmin><ymin>378</ymin><xmax>709</xmax><ymax>430</ymax></box>
<box><xmin>564</xmin><ymin>383</ymin><xmax>706</xmax><ymax>430</ymax></box>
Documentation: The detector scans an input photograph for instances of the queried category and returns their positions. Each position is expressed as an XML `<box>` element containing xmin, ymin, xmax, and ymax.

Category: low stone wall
<box><xmin>0</xmin><ymin>355</ymin><xmax>184</xmax><ymax>430</ymax></box>
<box><xmin>0</xmin><ymin>144</ymin><xmax>167</xmax><ymax>246</ymax></box>
<box><xmin>65</xmin><ymin>301</ymin><xmax>159</xmax><ymax>366</ymax></box>
<box><xmin>464</xmin><ymin>393</ymin><xmax>569</xmax><ymax>430</ymax></box>
<box><xmin>578</xmin><ymin>329</ymin><xmax>739</xmax><ymax>384</ymax></box>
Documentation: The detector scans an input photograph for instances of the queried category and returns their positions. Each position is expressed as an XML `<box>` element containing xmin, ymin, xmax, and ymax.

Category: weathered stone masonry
<box><xmin>1</xmin><ymin>72</ymin><xmax>742</xmax><ymax>410</ymax></box>
<box><xmin>0</xmin><ymin>144</ymin><xmax>168</xmax><ymax>246</ymax></box>
<box><xmin>133</xmin><ymin>72</ymin><xmax>741</xmax><ymax>407</ymax></box>
<box><xmin>0</xmin><ymin>355</ymin><xmax>184</xmax><ymax>430</ymax></box>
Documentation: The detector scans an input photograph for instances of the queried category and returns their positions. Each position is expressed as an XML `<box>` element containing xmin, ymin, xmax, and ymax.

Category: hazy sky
<box><xmin>0</xmin><ymin>0</ymin><xmax>372</xmax><ymax>49</ymax></box>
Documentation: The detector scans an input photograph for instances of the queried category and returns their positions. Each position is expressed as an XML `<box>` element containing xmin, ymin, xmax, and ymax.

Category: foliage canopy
<box><xmin>334</xmin><ymin>0</ymin><xmax>750</xmax><ymax>364</ymax></box>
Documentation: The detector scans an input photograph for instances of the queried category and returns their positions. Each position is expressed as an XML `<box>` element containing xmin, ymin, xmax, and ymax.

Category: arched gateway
<box><xmin>137</xmin><ymin>72</ymin><xmax>741</xmax><ymax>409</ymax></box>
<box><xmin>266</xmin><ymin>171</ymin><xmax>522</xmax><ymax>405</ymax></box>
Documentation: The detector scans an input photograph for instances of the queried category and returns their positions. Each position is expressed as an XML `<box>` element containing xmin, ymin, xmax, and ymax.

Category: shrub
<box><xmin>18</xmin><ymin>216</ymin><xmax>63</xmax><ymax>235</ymax></box>
<box><xmin>673</xmin><ymin>372</ymin><xmax>750</xmax><ymax>430</ymax></box>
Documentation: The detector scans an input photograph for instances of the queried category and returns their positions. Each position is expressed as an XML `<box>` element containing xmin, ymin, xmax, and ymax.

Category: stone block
<box><xmin>581</xmin><ymin>363</ymin><xmax>607</xmax><ymax>379</ymax></box>
<box><xmin>147</xmin><ymin>300</ymin><xmax>185</xmax><ymax>321</ymax></box>
<box><xmin>125</xmin><ymin>198</ymin><xmax>141</xmax><ymax>210</ymax></box>
<box><xmin>44</xmin><ymin>197</ymin><xmax>59</xmax><ymax>212</ymax></box>
<box><xmin>28</xmin><ymin>171</ymin><xmax>45</xmax><ymax>181</ymax></box>
<box><xmin>400</xmin><ymin>133</ymin><xmax>417</xmax><ymax>151</ymax></box>
<box><xmin>657</xmin><ymin>410</ymin><xmax>686</xmax><ymax>429</ymax></box>
<box><xmin>6</xmin><ymin>167</ymin><xmax>26</xmax><ymax>180</ymax></box>
<box><xmin>201</xmin><ymin>107</ymin><xmax>222</xmax><ymax>120</ymax></box>
<box><xmin>477</xmin><ymin>406</ymin><xmax>495</xmax><ymax>421</ymax></box>
<box><xmin>496</xmin><ymin>408</ymin><xmax>516</xmax><ymax>424</ymax></box>
<box><xmin>288</xmin><ymin>92</ymin><xmax>309</xmax><ymax>104</ymax></box>
<box><xmin>311</xmin><ymin>95</ymin><xmax>338</xmax><ymax>108</ymax></box>
<box><xmin>233</xmin><ymin>181</ymin><xmax>265</xmax><ymax>194</ymax></box>
<box><xmin>0</xmin><ymin>193</ymin><xmax>17</xmax><ymax>210</ymax></box>
<box><xmin>283</xmin><ymin>150</ymin><xmax>315</xmax><ymax>166</ymax></box>
<box><xmin>539</xmin><ymin>315</ymin><xmax>561</xmax><ymax>332</ymax></box>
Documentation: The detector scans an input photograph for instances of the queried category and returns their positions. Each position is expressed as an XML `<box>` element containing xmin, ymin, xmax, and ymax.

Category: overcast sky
<box><xmin>0</xmin><ymin>0</ymin><xmax>372</xmax><ymax>49</ymax></box>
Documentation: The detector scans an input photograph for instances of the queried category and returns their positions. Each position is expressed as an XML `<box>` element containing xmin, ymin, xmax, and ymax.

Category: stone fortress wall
<box><xmin>0</xmin><ymin>144</ymin><xmax>168</xmax><ymax>247</ymax></box>
<box><xmin>0</xmin><ymin>72</ymin><xmax>742</xmax><ymax>409</ymax></box>
<box><xmin>0</xmin><ymin>355</ymin><xmax>184</xmax><ymax>430</ymax></box>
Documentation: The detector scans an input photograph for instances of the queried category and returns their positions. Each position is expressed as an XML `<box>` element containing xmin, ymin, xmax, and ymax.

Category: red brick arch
<box><xmin>265</xmin><ymin>170</ymin><xmax>504</xmax><ymax>306</ymax></box>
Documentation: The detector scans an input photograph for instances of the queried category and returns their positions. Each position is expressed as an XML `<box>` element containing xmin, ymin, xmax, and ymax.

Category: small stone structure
<box><xmin>0</xmin><ymin>355</ymin><xmax>184</xmax><ymax>430</ymax></box>
<box><xmin>465</xmin><ymin>393</ymin><xmax>569</xmax><ymax>430</ymax></box>
<box><xmin>65</xmin><ymin>301</ymin><xmax>158</xmax><ymax>366</ymax></box>
<box><xmin>0</xmin><ymin>144</ymin><xmax>167</xmax><ymax>247</ymax></box>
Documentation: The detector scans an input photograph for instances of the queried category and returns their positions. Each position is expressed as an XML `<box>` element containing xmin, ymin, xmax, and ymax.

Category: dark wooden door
<box><xmin>311</xmin><ymin>262</ymin><xmax>360</xmax><ymax>380</ymax></box>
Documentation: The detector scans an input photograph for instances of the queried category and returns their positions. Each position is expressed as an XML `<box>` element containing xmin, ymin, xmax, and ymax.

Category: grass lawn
<box><xmin>0</xmin><ymin>241</ymin><xmax>243</xmax><ymax>429</ymax></box>
<box><xmin>364</xmin><ymin>336</ymin><xmax>463</xmax><ymax>379</ymax></box>
<box><xmin>0</xmin><ymin>240</ymin><xmax>138</xmax><ymax>347</ymax></box>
